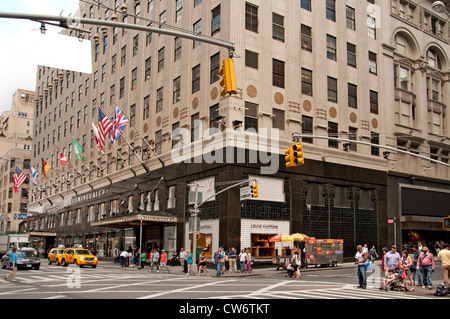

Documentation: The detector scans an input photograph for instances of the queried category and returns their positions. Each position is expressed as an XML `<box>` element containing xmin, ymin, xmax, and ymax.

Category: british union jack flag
<box><xmin>111</xmin><ymin>107</ymin><xmax>129</xmax><ymax>145</ymax></box>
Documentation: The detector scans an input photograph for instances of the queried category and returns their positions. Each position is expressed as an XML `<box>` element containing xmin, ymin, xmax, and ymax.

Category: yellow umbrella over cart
<box><xmin>289</xmin><ymin>233</ymin><xmax>311</xmax><ymax>241</ymax></box>
<box><xmin>269</xmin><ymin>234</ymin><xmax>294</xmax><ymax>242</ymax></box>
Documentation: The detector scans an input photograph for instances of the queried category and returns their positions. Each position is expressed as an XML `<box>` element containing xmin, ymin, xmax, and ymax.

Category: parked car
<box><xmin>1</xmin><ymin>248</ymin><xmax>41</xmax><ymax>270</ymax></box>
<box><xmin>61</xmin><ymin>248</ymin><xmax>98</xmax><ymax>268</ymax></box>
<box><xmin>48</xmin><ymin>248</ymin><xmax>65</xmax><ymax>265</ymax></box>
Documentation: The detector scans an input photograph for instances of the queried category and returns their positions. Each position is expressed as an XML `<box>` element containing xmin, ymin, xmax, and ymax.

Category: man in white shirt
<box><xmin>179</xmin><ymin>248</ymin><xmax>187</xmax><ymax>272</ymax></box>
<box><xmin>120</xmin><ymin>250</ymin><xmax>128</xmax><ymax>267</ymax></box>
<box><xmin>355</xmin><ymin>245</ymin><xmax>368</xmax><ymax>289</ymax></box>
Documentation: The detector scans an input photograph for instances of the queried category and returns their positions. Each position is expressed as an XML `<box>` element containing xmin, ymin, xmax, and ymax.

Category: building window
<box><xmin>209</xmin><ymin>104</ymin><xmax>219</xmax><ymax>130</ymax></box>
<box><xmin>367</xmin><ymin>16</ymin><xmax>376</xmax><ymax>39</ymax></box>
<box><xmin>210</xmin><ymin>53</ymin><xmax>220</xmax><ymax>83</ymax></box>
<box><xmin>158</xmin><ymin>47</ymin><xmax>164</xmax><ymax>72</ymax></box>
<box><xmin>245</xmin><ymin>102</ymin><xmax>258</xmax><ymax>132</ymax></box>
<box><xmin>347</xmin><ymin>43</ymin><xmax>357</xmax><ymax>68</ymax></box>
<box><xmin>370</xmin><ymin>90</ymin><xmax>378</xmax><ymax>114</ymax></box>
<box><xmin>326</xmin><ymin>0</ymin><xmax>336</xmax><ymax>22</ymax></box>
<box><xmin>349</xmin><ymin>127</ymin><xmax>358</xmax><ymax>151</ymax></box>
<box><xmin>173</xmin><ymin>76</ymin><xmax>181</xmax><ymax>104</ymax></box>
<box><xmin>175</xmin><ymin>0</ymin><xmax>183</xmax><ymax>22</ymax></box>
<box><xmin>191</xmin><ymin>113</ymin><xmax>200</xmax><ymax>142</ymax></box>
<box><xmin>245</xmin><ymin>2</ymin><xmax>258</xmax><ymax>33</ymax></box>
<box><xmin>346</xmin><ymin>6</ymin><xmax>356</xmax><ymax>30</ymax></box>
<box><xmin>131</xmin><ymin>68</ymin><xmax>137</xmax><ymax>90</ymax></box>
<box><xmin>301</xmin><ymin>0</ymin><xmax>311</xmax><ymax>11</ymax></box>
<box><xmin>245</xmin><ymin>50</ymin><xmax>258</xmax><ymax>69</ymax></box>
<box><xmin>156</xmin><ymin>87</ymin><xmax>163</xmax><ymax>113</ymax></box>
<box><xmin>174</xmin><ymin>37</ymin><xmax>182</xmax><ymax>62</ymax></box>
<box><xmin>369</xmin><ymin>52</ymin><xmax>377</xmax><ymax>75</ymax></box>
<box><xmin>272</xmin><ymin>13</ymin><xmax>284</xmax><ymax>42</ymax></box>
<box><xmin>192</xmin><ymin>64</ymin><xmax>201</xmax><ymax>94</ymax></box>
<box><xmin>348</xmin><ymin>83</ymin><xmax>357</xmax><ymax>108</ymax></box>
<box><xmin>133</xmin><ymin>35</ymin><xmax>139</xmax><ymax>57</ymax></box>
<box><xmin>371</xmin><ymin>132</ymin><xmax>380</xmax><ymax>156</ymax></box>
<box><xmin>328</xmin><ymin>122</ymin><xmax>338</xmax><ymax>148</ymax></box>
<box><xmin>301</xmin><ymin>24</ymin><xmax>312</xmax><ymax>52</ymax></box>
<box><xmin>301</xmin><ymin>68</ymin><xmax>313</xmax><ymax>96</ymax></box>
<box><xmin>193</xmin><ymin>19</ymin><xmax>202</xmax><ymax>48</ymax></box>
<box><xmin>327</xmin><ymin>77</ymin><xmax>338</xmax><ymax>103</ymax></box>
<box><xmin>326</xmin><ymin>34</ymin><xmax>337</xmax><ymax>61</ymax></box>
<box><xmin>121</xmin><ymin>45</ymin><xmax>126</xmax><ymax>66</ymax></box>
<box><xmin>211</xmin><ymin>5</ymin><xmax>221</xmax><ymax>36</ymax></box>
<box><xmin>272</xmin><ymin>109</ymin><xmax>285</xmax><ymax>130</ymax></box>
<box><xmin>272</xmin><ymin>59</ymin><xmax>285</xmax><ymax>88</ymax></box>
<box><xmin>143</xmin><ymin>95</ymin><xmax>150</xmax><ymax>120</ymax></box>
<box><xmin>145</xmin><ymin>57</ymin><xmax>151</xmax><ymax>81</ymax></box>
<box><xmin>119</xmin><ymin>77</ymin><xmax>125</xmax><ymax>98</ymax></box>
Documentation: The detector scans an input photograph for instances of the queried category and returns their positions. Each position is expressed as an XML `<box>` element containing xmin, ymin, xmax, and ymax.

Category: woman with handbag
<box><xmin>400</xmin><ymin>250</ymin><xmax>414</xmax><ymax>291</ymax></box>
<box><xmin>291</xmin><ymin>251</ymin><xmax>301</xmax><ymax>279</ymax></box>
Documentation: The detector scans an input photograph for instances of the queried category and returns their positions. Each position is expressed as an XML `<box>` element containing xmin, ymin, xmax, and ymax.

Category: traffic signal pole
<box><xmin>291</xmin><ymin>134</ymin><xmax>450</xmax><ymax>168</ymax></box>
<box><xmin>0</xmin><ymin>11</ymin><xmax>236</xmax><ymax>53</ymax></box>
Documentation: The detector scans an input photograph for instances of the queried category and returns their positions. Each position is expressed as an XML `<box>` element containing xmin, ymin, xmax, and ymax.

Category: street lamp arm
<box><xmin>195</xmin><ymin>179</ymin><xmax>255</xmax><ymax>209</ymax></box>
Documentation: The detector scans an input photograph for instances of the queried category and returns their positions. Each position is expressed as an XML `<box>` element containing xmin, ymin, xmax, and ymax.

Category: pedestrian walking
<box><xmin>246</xmin><ymin>248</ymin><xmax>252</xmax><ymax>274</ymax></box>
<box><xmin>417</xmin><ymin>247</ymin><xmax>435</xmax><ymax>289</ymax></box>
<box><xmin>4</xmin><ymin>247</ymin><xmax>18</xmax><ymax>282</ymax></box>
<box><xmin>380</xmin><ymin>247</ymin><xmax>388</xmax><ymax>277</ymax></box>
<box><xmin>214</xmin><ymin>251</ymin><xmax>224</xmax><ymax>276</ymax></box>
<box><xmin>239</xmin><ymin>249</ymin><xmax>247</xmax><ymax>273</ymax></box>
<box><xmin>437</xmin><ymin>243</ymin><xmax>450</xmax><ymax>288</ymax></box>
<box><xmin>355</xmin><ymin>245</ymin><xmax>368</xmax><ymax>289</ymax></box>
<box><xmin>139</xmin><ymin>250</ymin><xmax>147</xmax><ymax>269</ymax></box>
<box><xmin>197</xmin><ymin>251</ymin><xmax>210</xmax><ymax>276</ymax></box>
<box><xmin>186</xmin><ymin>250</ymin><xmax>195</xmax><ymax>275</ymax></box>
<box><xmin>291</xmin><ymin>251</ymin><xmax>301</xmax><ymax>279</ymax></box>
<box><xmin>150</xmin><ymin>249</ymin><xmax>160</xmax><ymax>272</ymax></box>
<box><xmin>369</xmin><ymin>245</ymin><xmax>378</xmax><ymax>263</ymax></box>
<box><xmin>227</xmin><ymin>248</ymin><xmax>237</xmax><ymax>274</ymax></box>
<box><xmin>218</xmin><ymin>247</ymin><xmax>226</xmax><ymax>274</ymax></box>
<box><xmin>411</xmin><ymin>246</ymin><xmax>422</xmax><ymax>286</ymax></box>
<box><xmin>179</xmin><ymin>248</ymin><xmax>187</xmax><ymax>272</ymax></box>
<box><xmin>160</xmin><ymin>250</ymin><xmax>169</xmax><ymax>273</ymax></box>
<box><xmin>399</xmin><ymin>250</ymin><xmax>414</xmax><ymax>291</ymax></box>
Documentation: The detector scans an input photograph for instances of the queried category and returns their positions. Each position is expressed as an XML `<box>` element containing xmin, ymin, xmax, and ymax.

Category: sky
<box><xmin>0</xmin><ymin>0</ymin><xmax>81</xmax><ymax>113</ymax></box>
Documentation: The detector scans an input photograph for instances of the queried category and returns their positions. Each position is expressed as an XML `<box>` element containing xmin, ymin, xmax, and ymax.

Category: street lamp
<box><xmin>432</xmin><ymin>1</ymin><xmax>450</xmax><ymax>17</ymax></box>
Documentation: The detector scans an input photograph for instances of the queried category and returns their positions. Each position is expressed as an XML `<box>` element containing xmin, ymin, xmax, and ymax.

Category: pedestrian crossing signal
<box><xmin>444</xmin><ymin>217</ymin><xmax>450</xmax><ymax>230</ymax></box>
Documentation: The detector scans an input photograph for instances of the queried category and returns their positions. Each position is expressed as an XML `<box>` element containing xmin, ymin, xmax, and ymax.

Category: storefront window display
<box><xmin>125</xmin><ymin>228</ymin><xmax>136</xmax><ymax>251</ymax></box>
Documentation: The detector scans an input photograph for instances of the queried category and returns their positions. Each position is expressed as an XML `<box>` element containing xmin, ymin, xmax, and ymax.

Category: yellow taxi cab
<box><xmin>61</xmin><ymin>248</ymin><xmax>98</xmax><ymax>268</ymax></box>
<box><xmin>48</xmin><ymin>248</ymin><xmax>66</xmax><ymax>265</ymax></box>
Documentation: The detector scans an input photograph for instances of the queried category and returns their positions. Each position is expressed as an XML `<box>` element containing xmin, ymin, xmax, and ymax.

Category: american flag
<box><xmin>13</xmin><ymin>166</ymin><xmax>27</xmax><ymax>193</ymax></box>
<box><xmin>111</xmin><ymin>107</ymin><xmax>129</xmax><ymax>145</ymax></box>
<box><xmin>98</xmin><ymin>107</ymin><xmax>113</xmax><ymax>148</ymax></box>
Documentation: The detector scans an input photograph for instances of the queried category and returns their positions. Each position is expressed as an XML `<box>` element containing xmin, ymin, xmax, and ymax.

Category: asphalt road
<box><xmin>0</xmin><ymin>260</ymin><xmax>446</xmax><ymax>300</ymax></box>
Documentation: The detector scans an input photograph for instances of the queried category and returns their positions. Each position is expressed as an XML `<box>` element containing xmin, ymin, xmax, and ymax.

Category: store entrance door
<box><xmin>145</xmin><ymin>241</ymin><xmax>159</xmax><ymax>252</ymax></box>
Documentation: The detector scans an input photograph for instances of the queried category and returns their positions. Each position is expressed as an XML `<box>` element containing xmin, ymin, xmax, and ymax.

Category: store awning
<box><xmin>90</xmin><ymin>211</ymin><xmax>177</xmax><ymax>228</ymax></box>
<box><xmin>29</xmin><ymin>231</ymin><xmax>57</xmax><ymax>237</ymax></box>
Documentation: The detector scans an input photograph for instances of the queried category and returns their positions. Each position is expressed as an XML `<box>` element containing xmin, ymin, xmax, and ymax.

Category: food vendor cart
<box><xmin>305</xmin><ymin>239</ymin><xmax>343</xmax><ymax>267</ymax></box>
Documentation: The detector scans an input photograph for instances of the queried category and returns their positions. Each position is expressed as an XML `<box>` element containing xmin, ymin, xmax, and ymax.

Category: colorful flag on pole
<box><xmin>91</xmin><ymin>123</ymin><xmax>104</xmax><ymax>152</ymax></box>
<box><xmin>59</xmin><ymin>151</ymin><xmax>68</xmax><ymax>165</ymax></box>
<box><xmin>72</xmin><ymin>136</ymin><xmax>84</xmax><ymax>160</ymax></box>
<box><xmin>98</xmin><ymin>107</ymin><xmax>113</xmax><ymax>147</ymax></box>
<box><xmin>111</xmin><ymin>107</ymin><xmax>129</xmax><ymax>145</ymax></box>
<box><xmin>13</xmin><ymin>166</ymin><xmax>27</xmax><ymax>193</ymax></box>
<box><xmin>42</xmin><ymin>158</ymin><xmax>51</xmax><ymax>181</ymax></box>
<box><xmin>30</xmin><ymin>165</ymin><xmax>38</xmax><ymax>186</ymax></box>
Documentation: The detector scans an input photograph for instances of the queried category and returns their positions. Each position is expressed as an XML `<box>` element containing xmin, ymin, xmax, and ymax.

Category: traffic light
<box><xmin>293</xmin><ymin>143</ymin><xmax>304</xmax><ymax>166</ymax></box>
<box><xmin>444</xmin><ymin>216</ymin><xmax>450</xmax><ymax>230</ymax></box>
<box><xmin>285</xmin><ymin>143</ymin><xmax>305</xmax><ymax>167</ymax></box>
<box><xmin>285</xmin><ymin>145</ymin><xmax>295</xmax><ymax>168</ymax></box>
<box><xmin>219</xmin><ymin>58</ymin><xmax>237</xmax><ymax>97</ymax></box>
<box><xmin>250</xmin><ymin>183</ymin><xmax>258</xmax><ymax>198</ymax></box>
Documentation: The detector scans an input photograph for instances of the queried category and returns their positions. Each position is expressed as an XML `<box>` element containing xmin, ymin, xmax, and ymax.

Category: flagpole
<box><xmin>101</xmin><ymin>104</ymin><xmax>150</xmax><ymax>175</ymax></box>
<box><xmin>79</xmin><ymin>142</ymin><xmax>113</xmax><ymax>185</ymax></box>
<box><xmin>116</xmin><ymin>105</ymin><xmax>165</xmax><ymax>169</ymax></box>
<box><xmin>55</xmin><ymin>145</ymin><xmax>93</xmax><ymax>191</ymax></box>
<box><xmin>98</xmin><ymin>104</ymin><xmax>137</xmax><ymax>177</ymax></box>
